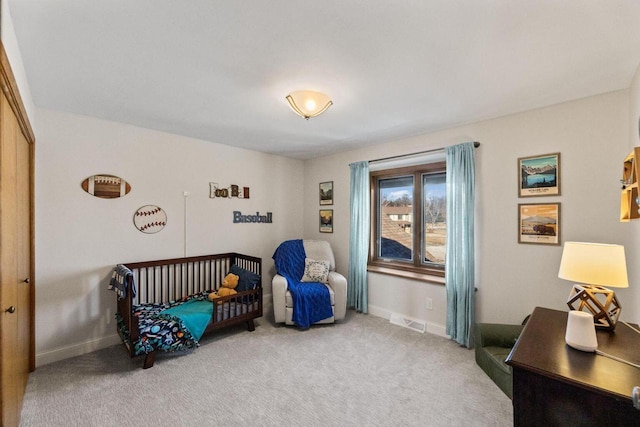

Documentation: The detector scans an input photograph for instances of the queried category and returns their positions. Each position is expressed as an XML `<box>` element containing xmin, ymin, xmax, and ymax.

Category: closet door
<box><xmin>16</xmin><ymin>109</ymin><xmax>32</xmax><ymax>397</ymax></box>
<box><xmin>0</xmin><ymin>40</ymin><xmax>35</xmax><ymax>427</ymax></box>
<box><xmin>0</xmin><ymin>90</ymin><xmax>22</xmax><ymax>427</ymax></box>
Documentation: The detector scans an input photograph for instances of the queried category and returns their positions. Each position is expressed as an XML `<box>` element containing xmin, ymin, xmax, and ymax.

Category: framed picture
<box><xmin>320</xmin><ymin>181</ymin><xmax>333</xmax><ymax>205</ymax></box>
<box><xmin>518</xmin><ymin>203</ymin><xmax>560</xmax><ymax>245</ymax></box>
<box><xmin>518</xmin><ymin>152</ymin><xmax>560</xmax><ymax>197</ymax></box>
<box><xmin>320</xmin><ymin>209</ymin><xmax>333</xmax><ymax>233</ymax></box>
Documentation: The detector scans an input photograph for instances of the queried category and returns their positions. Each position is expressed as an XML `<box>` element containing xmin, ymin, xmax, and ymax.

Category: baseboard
<box><xmin>368</xmin><ymin>303</ymin><xmax>449</xmax><ymax>338</ymax></box>
<box><xmin>426</xmin><ymin>322</ymin><xmax>448</xmax><ymax>337</ymax></box>
<box><xmin>262</xmin><ymin>292</ymin><xmax>272</xmax><ymax>313</ymax></box>
<box><xmin>367</xmin><ymin>303</ymin><xmax>392</xmax><ymax>321</ymax></box>
<box><xmin>36</xmin><ymin>334</ymin><xmax>122</xmax><ymax>367</ymax></box>
<box><xmin>37</xmin><ymin>294</ymin><xmax>273</xmax><ymax>367</ymax></box>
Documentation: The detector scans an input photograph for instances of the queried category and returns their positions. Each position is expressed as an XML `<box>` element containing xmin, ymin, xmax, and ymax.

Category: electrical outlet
<box><xmin>426</xmin><ymin>298</ymin><xmax>433</xmax><ymax>310</ymax></box>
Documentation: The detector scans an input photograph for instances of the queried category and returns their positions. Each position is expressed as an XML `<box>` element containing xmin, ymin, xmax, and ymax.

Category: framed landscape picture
<box><xmin>518</xmin><ymin>152</ymin><xmax>560</xmax><ymax>197</ymax></box>
<box><xmin>319</xmin><ymin>209</ymin><xmax>333</xmax><ymax>233</ymax></box>
<box><xmin>518</xmin><ymin>203</ymin><xmax>560</xmax><ymax>245</ymax></box>
<box><xmin>320</xmin><ymin>181</ymin><xmax>333</xmax><ymax>205</ymax></box>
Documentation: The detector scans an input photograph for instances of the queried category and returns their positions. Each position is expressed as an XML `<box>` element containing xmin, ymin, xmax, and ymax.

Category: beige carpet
<box><xmin>20</xmin><ymin>311</ymin><xmax>512</xmax><ymax>426</ymax></box>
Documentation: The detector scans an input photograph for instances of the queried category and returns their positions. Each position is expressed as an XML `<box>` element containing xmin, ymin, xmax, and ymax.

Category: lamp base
<box><xmin>567</xmin><ymin>284</ymin><xmax>621</xmax><ymax>331</ymax></box>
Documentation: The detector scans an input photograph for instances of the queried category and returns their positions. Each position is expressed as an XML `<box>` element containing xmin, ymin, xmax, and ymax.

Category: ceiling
<box><xmin>8</xmin><ymin>1</ymin><xmax>640</xmax><ymax>159</ymax></box>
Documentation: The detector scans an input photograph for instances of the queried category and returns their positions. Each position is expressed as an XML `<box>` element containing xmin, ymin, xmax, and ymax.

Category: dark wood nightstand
<box><xmin>505</xmin><ymin>306</ymin><xmax>640</xmax><ymax>426</ymax></box>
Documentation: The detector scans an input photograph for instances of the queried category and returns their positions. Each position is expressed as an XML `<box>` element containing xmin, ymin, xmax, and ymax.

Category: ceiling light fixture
<box><xmin>285</xmin><ymin>90</ymin><xmax>333</xmax><ymax>119</ymax></box>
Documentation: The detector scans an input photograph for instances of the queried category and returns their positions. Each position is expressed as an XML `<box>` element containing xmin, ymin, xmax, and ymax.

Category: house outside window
<box><xmin>369</xmin><ymin>162</ymin><xmax>446</xmax><ymax>280</ymax></box>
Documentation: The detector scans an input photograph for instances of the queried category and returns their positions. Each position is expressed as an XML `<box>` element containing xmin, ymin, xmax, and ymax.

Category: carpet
<box><xmin>20</xmin><ymin>311</ymin><xmax>512</xmax><ymax>426</ymax></box>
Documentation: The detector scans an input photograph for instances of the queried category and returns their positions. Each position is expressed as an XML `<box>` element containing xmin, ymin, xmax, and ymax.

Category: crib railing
<box><xmin>123</xmin><ymin>253</ymin><xmax>260</xmax><ymax>305</ymax></box>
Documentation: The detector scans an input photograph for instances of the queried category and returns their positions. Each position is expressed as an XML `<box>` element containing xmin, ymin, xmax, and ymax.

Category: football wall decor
<box><xmin>82</xmin><ymin>174</ymin><xmax>131</xmax><ymax>198</ymax></box>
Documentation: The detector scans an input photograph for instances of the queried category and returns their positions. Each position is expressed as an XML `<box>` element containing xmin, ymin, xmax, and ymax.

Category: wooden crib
<box><xmin>116</xmin><ymin>253</ymin><xmax>262</xmax><ymax>368</ymax></box>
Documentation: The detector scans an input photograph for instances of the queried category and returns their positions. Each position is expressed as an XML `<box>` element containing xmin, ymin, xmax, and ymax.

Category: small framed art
<box><xmin>518</xmin><ymin>152</ymin><xmax>560</xmax><ymax>197</ymax></box>
<box><xmin>518</xmin><ymin>203</ymin><xmax>560</xmax><ymax>245</ymax></box>
<box><xmin>320</xmin><ymin>209</ymin><xmax>333</xmax><ymax>233</ymax></box>
<box><xmin>320</xmin><ymin>181</ymin><xmax>333</xmax><ymax>205</ymax></box>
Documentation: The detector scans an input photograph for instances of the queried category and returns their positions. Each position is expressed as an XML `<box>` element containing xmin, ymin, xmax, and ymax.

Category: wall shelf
<box><xmin>620</xmin><ymin>147</ymin><xmax>640</xmax><ymax>221</ymax></box>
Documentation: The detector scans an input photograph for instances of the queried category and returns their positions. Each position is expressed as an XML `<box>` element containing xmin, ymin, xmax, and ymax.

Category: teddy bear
<box><xmin>208</xmin><ymin>273</ymin><xmax>239</xmax><ymax>301</ymax></box>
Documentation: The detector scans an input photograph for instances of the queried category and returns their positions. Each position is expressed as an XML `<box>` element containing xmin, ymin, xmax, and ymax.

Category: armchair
<box><xmin>272</xmin><ymin>240</ymin><xmax>347</xmax><ymax>325</ymax></box>
<box><xmin>474</xmin><ymin>322</ymin><xmax>525</xmax><ymax>399</ymax></box>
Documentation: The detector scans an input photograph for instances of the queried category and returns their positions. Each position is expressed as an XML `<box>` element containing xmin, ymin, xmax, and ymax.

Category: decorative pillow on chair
<box><xmin>300</xmin><ymin>258</ymin><xmax>330</xmax><ymax>283</ymax></box>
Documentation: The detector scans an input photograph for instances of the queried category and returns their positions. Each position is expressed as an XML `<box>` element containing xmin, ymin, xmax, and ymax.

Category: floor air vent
<box><xmin>389</xmin><ymin>313</ymin><xmax>426</xmax><ymax>333</ymax></box>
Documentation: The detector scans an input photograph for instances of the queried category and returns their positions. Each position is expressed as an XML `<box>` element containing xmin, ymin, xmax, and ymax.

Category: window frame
<box><xmin>368</xmin><ymin>161</ymin><xmax>447</xmax><ymax>282</ymax></box>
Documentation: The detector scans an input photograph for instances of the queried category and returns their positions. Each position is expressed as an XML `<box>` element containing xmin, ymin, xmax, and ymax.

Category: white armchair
<box><xmin>272</xmin><ymin>240</ymin><xmax>347</xmax><ymax>325</ymax></box>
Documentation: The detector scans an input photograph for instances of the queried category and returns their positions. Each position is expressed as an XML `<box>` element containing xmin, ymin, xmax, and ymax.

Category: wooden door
<box><xmin>0</xmin><ymin>92</ymin><xmax>21</xmax><ymax>426</ymax></box>
<box><xmin>16</xmin><ymin>107</ymin><xmax>32</xmax><ymax>401</ymax></box>
<box><xmin>0</xmin><ymin>40</ymin><xmax>35</xmax><ymax>427</ymax></box>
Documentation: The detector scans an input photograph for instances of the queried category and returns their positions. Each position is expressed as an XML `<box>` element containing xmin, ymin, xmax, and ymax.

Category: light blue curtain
<box><xmin>445</xmin><ymin>142</ymin><xmax>476</xmax><ymax>348</ymax></box>
<box><xmin>348</xmin><ymin>161</ymin><xmax>370</xmax><ymax>313</ymax></box>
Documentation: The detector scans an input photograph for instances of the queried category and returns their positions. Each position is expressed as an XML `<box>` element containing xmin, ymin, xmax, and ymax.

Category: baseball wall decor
<box><xmin>134</xmin><ymin>205</ymin><xmax>167</xmax><ymax>233</ymax></box>
<box><xmin>233</xmin><ymin>211</ymin><xmax>273</xmax><ymax>223</ymax></box>
<box><xmin>82</xmin><ymin>174</ymin><xmax>131</xmax><ymax>199</ymax></box>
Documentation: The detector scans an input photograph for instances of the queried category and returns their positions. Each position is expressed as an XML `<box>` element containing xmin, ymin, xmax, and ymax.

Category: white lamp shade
<box><xmin>286</xmin><ymin>90</ymin><xmax>333</xmax><ymax>119</ymax></box>
<box><xmin>558</xmin><ymin>242</ymin><xmax>628</xmax><ymax>288</ymax></box>
<box><xmin>565</xmin><ymin>310</ymin><xmax>598</xmax><ymax>352</ymax></box>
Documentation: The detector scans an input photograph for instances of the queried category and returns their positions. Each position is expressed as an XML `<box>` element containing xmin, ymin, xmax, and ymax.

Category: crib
<box><xmin>115</xmin><ymin>253</ymin><xmax>262</xmax><ymax>368</ymax></box>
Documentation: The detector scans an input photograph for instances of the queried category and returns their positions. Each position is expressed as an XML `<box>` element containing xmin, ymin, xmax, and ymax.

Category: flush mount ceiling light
<box><xmin>285</xmin><ymin>90</ymin><xmax>333</xmax><ymax>119</ymax></box>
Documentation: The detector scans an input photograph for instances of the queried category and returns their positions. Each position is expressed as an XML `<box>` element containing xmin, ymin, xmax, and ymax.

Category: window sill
<box><xmin>367</xmin><ymin>264</ymin><xmax>445</xmax><ymax>285</ymax></box>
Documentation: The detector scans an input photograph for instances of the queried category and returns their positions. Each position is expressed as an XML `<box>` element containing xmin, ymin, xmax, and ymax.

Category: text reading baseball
<box><xmin>233</xmin><ymin>211</ymin><xmax>273</xmax><ymax>223</ymax></box>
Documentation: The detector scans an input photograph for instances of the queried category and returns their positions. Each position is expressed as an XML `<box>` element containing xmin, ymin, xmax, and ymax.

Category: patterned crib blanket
<box><xmin>116</xmin><ymin>292</ymin><xmax>257</xmax><ymax>356</ymax></box>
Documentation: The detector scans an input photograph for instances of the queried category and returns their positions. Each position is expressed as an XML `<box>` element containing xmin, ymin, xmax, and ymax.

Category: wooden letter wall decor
<box><xmin>210</xmin><ymin>182</ymin><xmax>250</xmax><ymax>199</ymax></box>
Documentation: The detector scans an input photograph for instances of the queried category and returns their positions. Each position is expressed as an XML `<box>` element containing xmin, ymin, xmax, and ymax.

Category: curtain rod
<box><xmin>357</xmin><ymin>141</ymin><xmax>480</xmax><ymax>166</ymax></box>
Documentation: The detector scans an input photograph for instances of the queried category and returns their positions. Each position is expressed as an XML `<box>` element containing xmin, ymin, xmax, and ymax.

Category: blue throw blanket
<box><xmin>273</xmin><ymin>239</ymin><xmax>333</xmax><ymax>328</ymax></box>
<box><xmin>108</xmin><ymin>264</ymin><xmax>136</xmax><ymax>299</ymax></box>
<box><xmin>160</xmin><ymin>299</ymin><xmax>213</xmax><ymax>342</ymax></box>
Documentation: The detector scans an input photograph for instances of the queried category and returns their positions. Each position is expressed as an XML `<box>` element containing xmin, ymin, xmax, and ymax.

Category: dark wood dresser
<box><xmin>505</xmin><ymin>306</ymin><xmax>640</xmax><ymax>426</ymax></box>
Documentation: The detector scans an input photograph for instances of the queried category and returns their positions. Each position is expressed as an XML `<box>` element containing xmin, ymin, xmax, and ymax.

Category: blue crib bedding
<box><xmin>116</xmin><ymin>292</ymin><xmax>258</xmax><ymax>356</ymax></box>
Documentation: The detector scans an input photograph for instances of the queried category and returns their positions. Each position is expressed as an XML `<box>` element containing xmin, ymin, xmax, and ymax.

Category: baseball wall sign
<box><xmin>134</xmin><ymin>205</ymin><xmax>167</xmax><ymax>234</ymax></box>
<box><xmin>82</xmin><ymin>174</ymin><xmax>131</xmax><ymax>199</ymax></box>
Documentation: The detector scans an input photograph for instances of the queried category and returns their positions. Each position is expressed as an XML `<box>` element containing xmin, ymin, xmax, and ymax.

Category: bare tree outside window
<box><xmin>369</xmin><ymin>162</ymin><xmax>446</xmax><ymax>279</ymax></box>
<box><xmin>423</xmin><ymin>172</ymin><xmax>446</xmax><ymax>264</ymax></box>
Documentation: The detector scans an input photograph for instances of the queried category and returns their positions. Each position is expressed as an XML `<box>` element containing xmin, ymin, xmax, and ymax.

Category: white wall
<box><xmin>1</xmin><ymin>0</ymin><xmax>36</xmax><ymax>130</ymax></box>
<box><xmin>35</xmin><ymin>108</ymin><xmax>304</xmax><ymax>365</ymax></box>
<box><xmin>304</xmin><ymin>90</ymin><xmax>635</xmax><ymax>333</ymax></box>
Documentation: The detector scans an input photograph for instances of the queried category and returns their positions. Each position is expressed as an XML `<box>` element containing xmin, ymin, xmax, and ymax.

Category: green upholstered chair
<box><xmin>474</xmin><ymin>322</ymin><xmax>525</xmax><ymax>399</ymax></box>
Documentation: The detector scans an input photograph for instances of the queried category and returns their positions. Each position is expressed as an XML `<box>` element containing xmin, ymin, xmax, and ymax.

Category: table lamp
<box><xmin>558</xmin><ymin>242</ymin><xmax>628</xmax><ymax>331</ymax></box>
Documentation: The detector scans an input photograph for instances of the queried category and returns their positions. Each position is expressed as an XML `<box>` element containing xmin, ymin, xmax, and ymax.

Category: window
<box><xmin>369</xmin><ymin>162</ymin><xmax>446</xmax><ymax>280</ymax></box>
